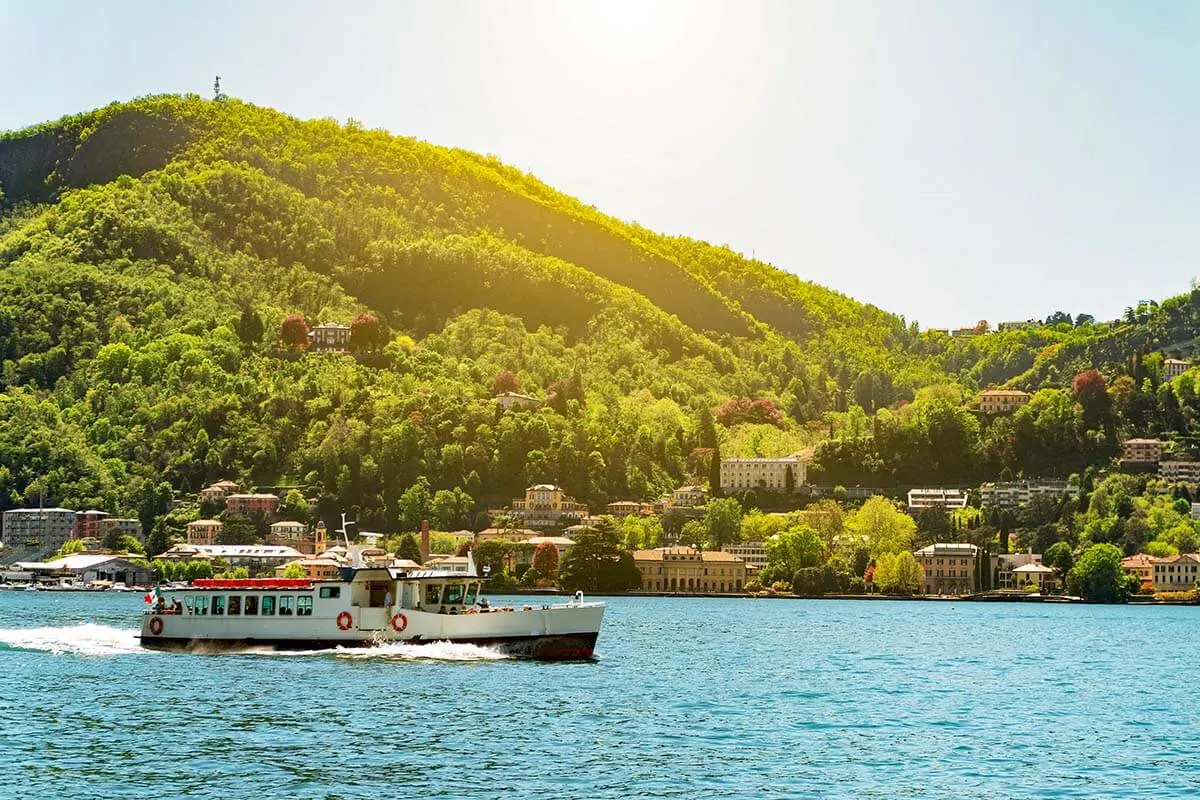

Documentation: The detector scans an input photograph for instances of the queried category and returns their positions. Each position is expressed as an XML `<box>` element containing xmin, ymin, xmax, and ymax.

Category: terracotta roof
<box><xmin>1153</xmin><ymin>553</ymin><xmax>1200</xmax><ymax>565</ymax></box>
<box><xmin>1122</xmin><ymin>554</ymin><xmax>1159</xmax><ymax>568</ymax></box>
<box><xmin>632</xmin><ymin>547</ymin><xmax>744</xmax><ymax>563</ymax></box>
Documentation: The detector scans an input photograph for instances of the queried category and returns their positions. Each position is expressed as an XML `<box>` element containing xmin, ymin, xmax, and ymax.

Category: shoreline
<box><xmin>495</xmin><ymin>587</ymin><xmax>1200</xmax><ymax>605</ymax></box>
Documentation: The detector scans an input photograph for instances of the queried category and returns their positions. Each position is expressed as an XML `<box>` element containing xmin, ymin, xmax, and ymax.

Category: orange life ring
<box><xmin>390</xmin><ymin>612</ymin><xmax>407</xmax><ymax>633</ymax></box>
<box><xmin>336</xmin><ymin>611</ymin><xmax>353</xmax><ymax>631</ymax></box>
<box><xmin>149</xmin><ymin>616</ymin><xmax>164</xmax><ymax>636</ymax></box>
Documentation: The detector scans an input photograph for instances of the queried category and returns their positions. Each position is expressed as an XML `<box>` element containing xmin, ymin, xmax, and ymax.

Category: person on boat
<box><xmin>384</xmin><ymin>588</ymin><xmax>393</xmax><ymax>608</ymax></box>
<box><xmin>172</xmin><ymin>599</ymin><xmax>183</xmax><ymax>615</ymax></box>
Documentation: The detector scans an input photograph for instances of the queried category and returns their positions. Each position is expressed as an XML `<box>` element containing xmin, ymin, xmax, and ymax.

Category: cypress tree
<box><xmin>709</xmin><ymin>443</ymin><xmax>723</xmax><ymax>497</ymax></box>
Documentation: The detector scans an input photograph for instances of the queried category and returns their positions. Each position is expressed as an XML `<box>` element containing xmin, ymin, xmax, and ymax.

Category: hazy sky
<box><xmin>2</xmin><ymin>0</ymin><xmax>1197</xmax><ymax>327</ymax></box>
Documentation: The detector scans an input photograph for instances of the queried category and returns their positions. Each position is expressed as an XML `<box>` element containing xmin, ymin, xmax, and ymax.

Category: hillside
<box><xmin>0</xmin><ymin>95</ymin><xmax>949</xmax><ymax>541</ymax></box>
<box><xmin>2</xmin><ymin>95</ymin><xmax>1193</xmax><ymax>550</ymax></box>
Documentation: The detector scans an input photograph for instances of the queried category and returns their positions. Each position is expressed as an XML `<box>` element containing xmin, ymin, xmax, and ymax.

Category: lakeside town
<box><xmin>2</xmin><ymin>416</ymin><xmax>1198</xmax><ymax>603</ymax></box>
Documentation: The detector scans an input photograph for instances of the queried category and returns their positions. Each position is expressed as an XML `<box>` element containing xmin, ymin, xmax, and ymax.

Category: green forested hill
<box><xmin>0</xmin><ymin>94</ymin><xmax>1193</xmax><ymax>548</ymax></box>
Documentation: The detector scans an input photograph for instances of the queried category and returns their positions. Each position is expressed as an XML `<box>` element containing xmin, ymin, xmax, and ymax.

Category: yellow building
<box><xmin>274</xmin><ymin>555</ymin><xmax>343</xmax><ymax>580</ymax></box>
<box><xmin>1121</xmin><ymin>553</ymin><xmax>1156</xmax><ymax>590</ymax></box>
<box><xmin>1152</xmin><ymin>553</ymin><xmax>1200</xmax><ymax>591</ymax></box>
<box><xmin>185</xmin><ymin>519</ymin><xmax>222</xmax><ymax>546</ymax></box>
<box><xmin>632</xmin><ymin>546</ymin><xmax>746</xmax><ymax>593</ymax></box>
<box><xmin>978</xmin><ymin>390</ymin><xmax>1032</xmax><ymax>414</ymax></box>
<box><xmin>265</xmin><ymin>520</ymin><xmax>322</xmax><ymax>555</ymax></box>
<box><xmin>720</xmin><ymin>456</ymin><xmax>806</xmax><ymax>494</ymax></box>
<box><xmin>492</xmin><ymin>485</ymin><xmax>588</xmax><ymax>529</ymax></box>
<box><xmin>1122</xmin><ymin>438</ymin><xmax>1163</xmax><ymax>464</ymax></box>
<box><xmin>915</xmin><ymin>543</ymin><xmax>980</xmax><ymax>595</ymax></box>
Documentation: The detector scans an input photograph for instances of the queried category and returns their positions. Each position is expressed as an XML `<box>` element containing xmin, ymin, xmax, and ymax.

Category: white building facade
<box><xmin>2</xmin><ymin>508</ymin><xmax>78</xmax><ymax>551</ymax></box>
<box><xmin>720</xmin><ymin>456</ymin><xmax>806</xmax><ymax>494</ymax></box>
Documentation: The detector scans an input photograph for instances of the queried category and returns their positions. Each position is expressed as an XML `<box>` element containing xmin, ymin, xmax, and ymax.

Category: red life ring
<box><xmin>390</xmin><ymin>612</ymin><xmax>407</xmax><ymax>633</ymax></box>
<box><xmin>149</xmin><ymin>616</ymin><xmax>164</xmax><ymax>636</ymax></box>
<box><xmin>336</xmin><ymin>611</ymin><xmax>353</xmax><ymax>631</ymax></box>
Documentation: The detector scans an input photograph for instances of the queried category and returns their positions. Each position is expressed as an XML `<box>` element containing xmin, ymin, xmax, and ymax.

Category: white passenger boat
<box><xmin>138</xmin><ymin>559</ymin><xmax>605</xmax><ymax>660</ymax></box>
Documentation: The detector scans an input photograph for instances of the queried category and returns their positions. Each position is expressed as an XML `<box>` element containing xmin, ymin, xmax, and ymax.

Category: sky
<box><xmin>1</xmin><ymin>0</ymin><xmax>1198</xmax><ymax>328</ymax></box>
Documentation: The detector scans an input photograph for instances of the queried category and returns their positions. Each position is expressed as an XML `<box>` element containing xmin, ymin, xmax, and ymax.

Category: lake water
<box><xmin>1</xmin><ymin>591</ymin><xmax>1197</xmax><ymax>799</ymax></box>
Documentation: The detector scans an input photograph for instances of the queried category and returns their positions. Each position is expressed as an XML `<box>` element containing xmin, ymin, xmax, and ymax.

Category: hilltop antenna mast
<box><xmin>213</xmin><ymin>75</ymin><xmax>225</xmax><ymax>102</ymax></box>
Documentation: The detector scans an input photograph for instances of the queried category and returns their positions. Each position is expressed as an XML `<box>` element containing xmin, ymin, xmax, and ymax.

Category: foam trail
<box><xmin>0</xmin><ymin>623</ymin><xmax>143</xmax><ymax>656</ymax></box>
<box><xmin>269</xmin><ymin>640</ymin><xmax>510</xmax><ymax>661</ymax></box>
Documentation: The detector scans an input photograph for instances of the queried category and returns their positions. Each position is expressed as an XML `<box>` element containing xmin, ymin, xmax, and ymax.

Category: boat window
<box><xmin>297</xmin><ymin>596</ymin><xmax>313</xmax><ymax>616</ymax></box>
<box><xmin>425</xmin><ymin>584</ymin><xmax>442</xmax><ymax>606</ymax></box>
<box><xmin>444</xmin><ymin>584</ymin><xmax>464</xmax><ymax>605</ymax></box>
<box><xmin>184</xmin><ymin>596</ymin><xmax>194</xmax><ymax>614</ymax></box>
<box><xmin>244</xmin><ymin>596</ymin><xmax>258</xmax><ymax>616</ymax></box>
<box><xmin>464</xmin><ymin>583</ymin><xmax>479</xmax><ymax>605</ymax></box>
<box><xmin>261</xmin><ymin>595</ymin><xmax>276</xmax><ymax>616</ymax></box>
<box><xmin>279</xmin><ymin>596</ymin><xmax>295</xmax><ymax>616</ymax></box>
<box><xmin>319</xmin><ymin>586</ymin><xmax>340</xmax><ymax>599</ymax></box>
<box><xmin>211</xmin><ymin>595</ymin><xmax>225</xmax><ymax>616</ymax></box>
<box><xmin>228</xmin><ymin>596</ymin><xmax>241</xmax><ymax>616</ymax></box>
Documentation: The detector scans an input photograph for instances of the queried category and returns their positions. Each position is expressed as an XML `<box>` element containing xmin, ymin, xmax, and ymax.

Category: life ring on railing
<box><xmin>390</xmin><ymin>612</ymin><xmax>408</xmax><ymax>633</ymax></box>
<box><xmin>148</xmin><ymin>616</ymin><xmax>164</xmax><ymax>636</ymax></box>
<box><xmin>336</xmin><ymin>611</ymin><xmax>353</xmax><ymax>631</ymax></box>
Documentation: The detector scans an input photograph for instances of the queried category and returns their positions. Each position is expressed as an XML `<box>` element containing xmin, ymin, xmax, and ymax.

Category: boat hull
<box><xmin>138</xmin><ymin>630</ymin><xmax>599</xmax><ymax>660</ymax></box>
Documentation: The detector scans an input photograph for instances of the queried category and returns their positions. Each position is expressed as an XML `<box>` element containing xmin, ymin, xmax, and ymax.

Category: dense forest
<box><xmin>0</xmin><ymin>95</ymin><xmax>1197</xmax><ymax>549</ymax></box>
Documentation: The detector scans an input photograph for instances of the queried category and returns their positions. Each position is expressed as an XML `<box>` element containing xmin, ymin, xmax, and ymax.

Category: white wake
<box><xmin>271</xmin><ymin>640</ymin><xmax>510</xmax><ymax>661</ymax></box>
<box><xmin>0</xmin><ymin>623</ymin><xmax>143</xmax><ymax>656</ymax></box>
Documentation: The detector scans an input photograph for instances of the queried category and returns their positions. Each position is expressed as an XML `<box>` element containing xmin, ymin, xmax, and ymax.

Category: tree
<box><xmin>1043</xmin><ymin>541</ymin><xmax>1074</xmax><ymax>581</ymax></box>
<box><xmin>532</xmin><ymin>540</ymin><xmax>560</xmax><ymax>581</ymax></box>
<box><xmin>217</xmin><ymin>515</ymin><xmax>258</xmax><ymax>545</ymax></box>
<box><xmin>473</xmin><ymin>539</ymin><xmax>515</xmax><ymax>578</ymax></box>
<box><xmin>914</xmin><ymin>505</ymin><xmax>952</xmax><ymax>546</ymax></box>
<box><xmin>237</xmin><ymin>305</ymin><xmax>264</xmax><ymax>346</ymax></box>
<box><xmin>784</xmin><ymin>465</ymin><xmax>795</xmax><ymax>494</ymax></box>
<box><xmin>135</xmin><ymin>481</ymin><xmax>174</xmax><ymax>549</ymax></box>
<box><xmin>397</xmin><ymin>533</ymin><xmax>423</xmax><ymax>563</ymax></box>
<box><xmin>873</xmin><ymin>551</ymin><xmax>924</xmax><ymax>594</ymax></box>
<box><xmin>763</xmin><ymin>524</ymin><xmax>824</xmax><ymax>583</ymax></box>
<box><xmin>283</xmin><ymin>562</ymin><xmax>306</xmax><ymax>579</ymax></box>
<box><xmin>698</xmin><ymin>406</ymin><xmax>719</xmax><ymax>450</ymax></box>
<box><xmin>349</xmin><ymin>312</ymin><xmax>383</xmax><ymax>352</ymax></box>
<box><xmin>491</xmin><ymin>370</ymin><xmax>519</xmax><ymax>395</ymax></box>
<box><xmin>1071</xmin><ymin>369</ymin><xmax>1111</xmax><ymax>431</ymax></box>
<box><xmin>846</xmin><ymin>496</ymin><xmax>917</xmax><ymax>557</ymax></box>
<box><xmin>715</xmin><ymin>396</ymin><xmax>785</xmax><ymax>428</ymax></box>
<box><xmin>54</xmin><ymin>538</ymin><xmax>87</xmax><ymax>559</ymax></box>
<box><xmin>280</xmin><ymin>313</ymin><xmax>309</xmax><ymax>349</ymax></box>
<box><xmin>660</xmin><ymin>507</ymin><xmax>688</xmax><ymax>542</ymax></box>
<box><xmin>1065</xmin><ymin>543</ymin><xmax>1129</xmax><ymax>602</ymax></box>
<box><xmin>117</xmin><ymin>534</ymin><xmax>145</xmax><ymax>555</ymax></box>
<box><xmin>397</xmin><ymin>477</ymin><xmax>433</xmax><ymax>531</ymax></box>
<box><xmin>429</xmin><ymin>487</ymin><xmax>473</xmax><ymax>531</ymax></box>
<box><xmin>557</xmin><ymin>518</ymin><xmax>640</xmax><ymax>593</ymax></box>
<box><xmin>283</xmin><ymin>489</ymin><xmax>311</xmax><ymax>520</ymax></box>
<box><xmin>708</xmin><ymin>443</ymin><xmax>723</xmax><ymax>496</ymax></box>
<box><xmin>703</xmin><ymin>497</ymin><xmax>743</xmax><ymax>549</ymax></box>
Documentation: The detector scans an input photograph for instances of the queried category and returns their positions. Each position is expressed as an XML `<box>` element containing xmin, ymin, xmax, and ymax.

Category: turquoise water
<box><xmin>1</xmin><ymin>592</ymin><xmax>1197</xmax><ymax>799</ymax></box>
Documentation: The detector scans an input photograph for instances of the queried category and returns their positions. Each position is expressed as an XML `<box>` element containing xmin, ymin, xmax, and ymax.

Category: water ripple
<box><xmin>4</xmin><ymin>593</ymin><xmax>1200</xmax><ymax>797</ymax></box>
